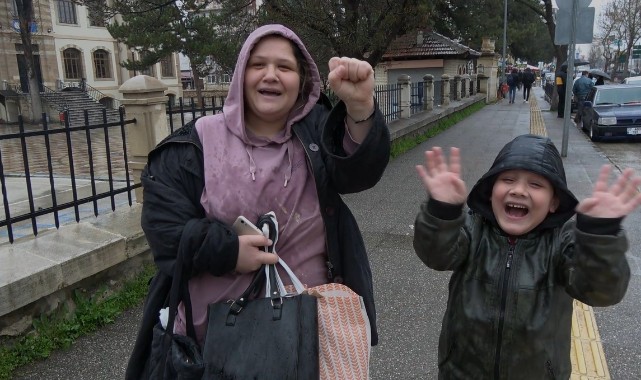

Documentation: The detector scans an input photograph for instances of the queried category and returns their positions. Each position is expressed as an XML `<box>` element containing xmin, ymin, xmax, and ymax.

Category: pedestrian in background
<box><xmin>556</xmin><ymin>67</ymin><xmax>567</xmax><ymax>117</ymax></box>
<box><xmin>413</xmin><ymin>134</ymin><xmax>641</xmax><ymax>379</ymax></box>
<box><xmin>507</xmin><ymin>69</ymin><xmax>519</xmax><ymax>104</ymax></box>
<box><xmin>521</xmin><ymin>67</ymin><xmax>536</xmax><ymax>103</ymax></box>
<box><xmin>573</xmin><ymin>70</ymin><xmax>594</xmax><ymax>124</ymax></box>
<box><xmin>126</xmin><ymin>23</ymin><xmax>390</xmax><ymax>379</ymax></box>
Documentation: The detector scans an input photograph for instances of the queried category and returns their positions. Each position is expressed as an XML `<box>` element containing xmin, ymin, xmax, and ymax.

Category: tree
<box><xmin>431</xmin><ymin>0</ymin><xmax>554</xmax><ymax>64</ymax></box>
<box><xmin>609</xmin><ymin>0</ymin><xmax>641</xmax><ymax>78</ymax></box>
<box><xmin>515</xmin><ymin>0</ymin><xmax>567</xmax><ymax>66</ymax></box>
<box><xmin>261</xmin><ymin>0</ymin><xmax>432</xmax><ymax>77</ymax></box>
<box><xmin>101</xmin><ymin>0</ymin><xmax>257</xmax><ymax>101</ymax></box>
<box><xmin>14</xmin><ymin>0</ymin><xmax>43</xmax><ymax>121</ymax></box>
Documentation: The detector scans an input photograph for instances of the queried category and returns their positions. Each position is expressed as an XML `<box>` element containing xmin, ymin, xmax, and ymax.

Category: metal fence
<box><xmin>375</xmin><ymin>83</ymin><xmax>402</xmax><ymax>123</ymax></box>
<box><xmin>0</xmin><ymin>109</ymin><xmax>138</xmax><ymax>243</ymax></box>
<box><xmin>166</xmin><ymin>96</ymin><xmax>226</xmax><ymax>133</ymax></box>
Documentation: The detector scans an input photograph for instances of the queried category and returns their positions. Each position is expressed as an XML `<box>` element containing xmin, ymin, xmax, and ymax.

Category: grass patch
<box><xmin>390</xmin><ymin>101</ymin><xmax>486</xmax><ymax>158</ymax></box>
<box><xmin>0</xmin><ymin>264</ymin><xmax>155</xmax><ymax>380</ymax></box>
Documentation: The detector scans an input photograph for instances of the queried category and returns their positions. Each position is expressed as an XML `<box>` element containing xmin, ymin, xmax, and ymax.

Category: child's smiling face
<box><xmin>491</xmin><ymin>169</ymin><xmax>559</xmax><ymax>236</ymax></box>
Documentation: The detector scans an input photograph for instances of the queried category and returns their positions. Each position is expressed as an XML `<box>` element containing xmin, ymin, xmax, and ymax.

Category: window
<box><xmin>57</xmin><ymin>0</ymin><xmax>77</xmax><ymax>24</ymax></box>
<box><xmin>87</xmin><ymin>2</ymin><xmax>106</xmax><ymax>27</ymax></box>
<box><xmin>160</xmin><ymin>56</ymin><xmax>174</xmax><ymax>77</ymax></box>
<box><xmin>63</xmin><ymin>48</ymin><xmax>82</xmax><ymax>79</ymax></box>
<box><xmin>93</xmin><ymin>49</ymin><xmax>111</xmax><ymax>79</ymax></box>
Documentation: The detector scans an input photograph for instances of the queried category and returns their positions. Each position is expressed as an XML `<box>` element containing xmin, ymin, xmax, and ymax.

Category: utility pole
<box><xmin>502</xmin><ymin>0</ymin><xmax>508</xmax><ymax>84</ymax></box>
<box><xmin>554</xmin><ymin>0</ymin><xmax>595</xmax><ymax>157</ymax></box>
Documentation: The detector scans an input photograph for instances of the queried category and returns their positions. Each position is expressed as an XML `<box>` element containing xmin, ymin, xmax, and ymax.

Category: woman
<box><xmin>126</xmin><ymin>24</ymin><xmax>390</xmax><ymax>378</ymax></box>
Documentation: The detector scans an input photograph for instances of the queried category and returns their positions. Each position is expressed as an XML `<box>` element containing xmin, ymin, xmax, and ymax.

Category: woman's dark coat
<box><xmin>126</xmin><ymin>99</ymin><xmax>390</xmax><ymax>379</ymax></box>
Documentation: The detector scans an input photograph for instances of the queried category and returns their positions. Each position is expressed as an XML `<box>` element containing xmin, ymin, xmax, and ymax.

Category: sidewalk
<box><xmin>10</xmin><ymin>86</ymin><xmax>641</xmax><ymax>379</ymax></box>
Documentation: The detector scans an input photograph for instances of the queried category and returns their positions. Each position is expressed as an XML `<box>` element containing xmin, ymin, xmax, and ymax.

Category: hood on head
<box><xmin>467</xmin><ymin>134</ymin><xmax>578</xmax><ymax>232</ymax></box>
<box><xmin>222</xmin><ymin>24</ymin><xmax>321</xmax><ymax>146</ymax></box>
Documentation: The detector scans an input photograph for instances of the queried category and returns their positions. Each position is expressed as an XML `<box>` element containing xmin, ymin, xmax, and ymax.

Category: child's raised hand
<box><xmin>576</xmin><ymin>165</ymin><xmax>641</xmax><ymax>218</ymax></box>
<box><xmin>328</xmin><ymin>57</ymin><xmax>375</xmax><ymax>122</ymax></box>
<box><xmin>415</xmin><ymin>147</ymin><xmax>467</xmax><ymax>204</ymax></box>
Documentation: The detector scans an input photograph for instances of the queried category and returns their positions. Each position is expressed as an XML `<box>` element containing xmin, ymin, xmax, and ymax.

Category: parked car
<box><xmin>576</xmin><ymin>84</ymin><xmax>641</xmax><ymax>141</ymax></box>
<box><xmin>623</xmin><ymin>76</ymin><xmax>641</xmax><ymax>84</ymax></box>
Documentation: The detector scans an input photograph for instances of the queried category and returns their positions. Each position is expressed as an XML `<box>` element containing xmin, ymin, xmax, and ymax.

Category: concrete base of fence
<box><xmin>0</xmin><ymin>93</ymin><xmax>486</xmax><ymax>339</ymax></box>
<box><xmin>0</xmin><ymin>204</ymin><xmax>150</xmax><ymax>337</ymax></box>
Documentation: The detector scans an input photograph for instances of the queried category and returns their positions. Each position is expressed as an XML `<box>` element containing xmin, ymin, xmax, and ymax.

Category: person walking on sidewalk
<box><xmin>573</xmin><ymin>70</ymin><xmax>594</xmax><ymax>124</ymax></box>
<box><xmin>507</xmin><ymin>69</ymin><xmax>519</xmax><ymax>104</ymax></box>
<box><xmin>413</xmin><ymin>134</ymin><xmax>641</xmax><ymax>379</ymax></box>
<box><xmin>126</xmin><ymin>24</ymin><xmax>390</xmax><ymax>379</ymax></box>
<box><xmin>522</xmin><ymin>67</ymin><xmax>536</xmax><ymax>102</ymax></box>
<box><xmin>556</xmin><ymin>67</ymin><xmax>567</xmax><ymax>117</ymax></box>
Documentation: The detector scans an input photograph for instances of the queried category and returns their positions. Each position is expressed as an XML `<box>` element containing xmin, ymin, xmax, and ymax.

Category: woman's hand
<box><xmin>576</xmin><ymin>165</ymin><xmax>641</xmax><ymax>218</ymax></box>
<box><xmin>328</xmin><ymin>57</ymin><xmax>375</xmax><ymax>122</ymax></box>
<box><xmin>415</xmin><ymin>147</ymin><xmax>467</xmax><ymax>205</ymax></box>
<box><xmin>235</xmin><ymin>235</ymin><xmax>278</xmax><ymax>274</ymax></box>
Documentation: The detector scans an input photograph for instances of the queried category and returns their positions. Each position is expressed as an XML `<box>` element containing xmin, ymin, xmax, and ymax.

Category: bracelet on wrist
<box><xmin>346</xmin><ymin>109</ymin><xmax>375</xmax><ymax>124</ymax></box>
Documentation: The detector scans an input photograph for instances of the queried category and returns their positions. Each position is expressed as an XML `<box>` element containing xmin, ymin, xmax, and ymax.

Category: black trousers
<box><xmin>523</xmin><ymin>85</ymin><xmax>532</xmax><ymax>101</ymax></box>
<box><xmin>557</xmin><ymin>90</ymin><xmax>565</xmax><ymax>117</ymax></box>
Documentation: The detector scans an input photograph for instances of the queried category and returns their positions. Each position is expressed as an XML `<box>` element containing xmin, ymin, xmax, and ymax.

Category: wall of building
<box><xmin>1</xmin><ymin>0</ymin><xmax>182</xmax><ymax>107</ymax></box>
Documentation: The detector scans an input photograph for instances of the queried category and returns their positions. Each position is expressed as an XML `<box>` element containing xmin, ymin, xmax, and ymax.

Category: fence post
<box><xmin>423</xmin><ymin>74</ymin><xmax>434</xmax><ymax>111</ymax></box>
<box><xmin>398</xmin><ymin>74</ymin><xmax>411</xmax><ymax>119</ymax></box>
<box><xmin>453</xmin><ymin>75</ymin><xmax>461</xmax><ymax>101</ymax></box>
<box><xmin>442</xmin><ymin>74</ymin><xmax>451</xmax><ymax>106</ymax></box>
<box><xmin>119</xmin><ymin>75</ymin><xmax>169</xmax><ymax>203</ymax></box>
<box><xmin>462</xmin><ymin>74</ymin><xmax>470</xmax><ymax>98</ymax></box>
<box><xmin>470</xmin><ymin>74</ymin><xmax>477</xmax><ymax>95</ymax></box>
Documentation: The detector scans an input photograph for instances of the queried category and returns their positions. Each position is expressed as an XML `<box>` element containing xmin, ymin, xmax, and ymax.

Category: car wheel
<box><xmin>589</xmin><ymin>123</ymin><xmax>599</xmax><ymax>142</ymax></box>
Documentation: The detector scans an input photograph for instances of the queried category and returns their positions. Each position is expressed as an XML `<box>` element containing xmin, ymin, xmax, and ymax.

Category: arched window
<box><xmin>93</xmin><ymin>49</ymin><xmax>111</xmax><ymax>79</ymax></box>
<box><xmin>63</xmin><ymin>48</ymin><xmax>83</xmax><ymax>80</ymax></box>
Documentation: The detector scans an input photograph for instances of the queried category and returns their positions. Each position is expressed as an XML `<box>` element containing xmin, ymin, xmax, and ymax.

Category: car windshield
<box><xmin>594</xmin><ymin>87</ymin><xmax>641</xmax><ymax>105</ymax></box>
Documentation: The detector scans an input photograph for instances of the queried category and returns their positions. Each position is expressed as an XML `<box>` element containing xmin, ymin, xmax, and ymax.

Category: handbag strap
<box><xmin>165</xmin><ymin>219</ymin><xmax>199</xmax><ymax>340</ymax></box>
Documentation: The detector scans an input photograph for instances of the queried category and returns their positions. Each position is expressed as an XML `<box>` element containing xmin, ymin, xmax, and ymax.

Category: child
<box><xmin>413</xmin><ymin>134</ymin><xmax>641</xmax><ymax>379</ymax></box>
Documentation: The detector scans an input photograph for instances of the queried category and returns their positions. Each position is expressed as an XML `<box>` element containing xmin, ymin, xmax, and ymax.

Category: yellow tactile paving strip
<box><xmin>529</xmin><ymin>96</ymin><xmax>611</xmax><ymax>380</ymax></box>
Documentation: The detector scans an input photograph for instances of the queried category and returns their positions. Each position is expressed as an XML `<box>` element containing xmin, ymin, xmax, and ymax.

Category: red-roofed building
<box><xmin>375</xmin><ymin>30</ymin><xmax>482</xmax><ymax>85</ymax></box>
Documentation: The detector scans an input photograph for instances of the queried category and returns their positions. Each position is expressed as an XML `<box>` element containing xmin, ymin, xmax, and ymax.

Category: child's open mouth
<box><xmin>505</xmin><ymin>203</ymin><xmax>529</xmax><ymax>217</ymax></box>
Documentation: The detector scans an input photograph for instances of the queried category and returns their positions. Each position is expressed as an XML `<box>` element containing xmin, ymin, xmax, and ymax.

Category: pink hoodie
<box><xmin>175</xmin><ymin>24</ymin><xmax>358</xmax><ymax>345</ymax></box>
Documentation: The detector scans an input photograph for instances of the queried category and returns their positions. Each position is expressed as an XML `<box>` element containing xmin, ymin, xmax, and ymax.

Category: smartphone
<box><xmin>232</xmin><ymin>216</ymin><xmax>263</xmax><ymax>236</ymax></box>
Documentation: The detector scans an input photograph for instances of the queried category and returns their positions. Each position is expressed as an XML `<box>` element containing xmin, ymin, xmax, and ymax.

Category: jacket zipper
<box><xmin>546</xmin><ymin>360</ymin><xmax>556</xmax><ymax>379</ymax></box>
<box><xmin>494</xmin><ymin>238</ymin><xmax>516</xmax><ymax>379</ymax></box>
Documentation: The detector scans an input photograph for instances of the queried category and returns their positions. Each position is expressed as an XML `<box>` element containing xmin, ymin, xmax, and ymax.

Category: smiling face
<box><xmin>243</xmin><ymin>35</ymin><xmax>301</xmax><ymax>136</ymax></box>
<box><xmin>491</xmin><ymin>169</ymin><xmax>559</xmax><ymax>236</ymax></box>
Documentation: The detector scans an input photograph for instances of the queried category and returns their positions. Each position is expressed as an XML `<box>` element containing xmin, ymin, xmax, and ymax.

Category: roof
<box><xmin>382</xmin><ymin>30</ymin><xmax>481</xmax><ymax>61</ymax></box>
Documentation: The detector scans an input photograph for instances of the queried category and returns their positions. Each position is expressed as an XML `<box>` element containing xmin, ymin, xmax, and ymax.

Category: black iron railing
<box><xmin>166</xmin><ymin>96</ymin><xmax>225</xmax><ymax>133</ymax></box>
<box><xmin>0</xmin><ymin>109</ymin><xmax>138</xmax><ymax>243</ymax></box>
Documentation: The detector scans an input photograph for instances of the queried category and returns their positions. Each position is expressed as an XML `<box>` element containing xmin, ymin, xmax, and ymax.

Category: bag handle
<box><xmin>227</xmin><ymin>212</ymin><xmax>305</xmax><ymax>319</ymax></box>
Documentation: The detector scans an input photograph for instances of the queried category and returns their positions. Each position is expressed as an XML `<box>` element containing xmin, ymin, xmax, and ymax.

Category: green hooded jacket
<box><xmin>413</xmin><ymin>135</ymin><xmax>630</xmax><ymax>379</ymax></box>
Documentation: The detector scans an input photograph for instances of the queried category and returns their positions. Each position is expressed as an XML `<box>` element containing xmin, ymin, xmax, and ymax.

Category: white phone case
<box><xmin>232</xmin><ymin>216</ymin><xmax>263</xmax><ymax>236</ymax></box>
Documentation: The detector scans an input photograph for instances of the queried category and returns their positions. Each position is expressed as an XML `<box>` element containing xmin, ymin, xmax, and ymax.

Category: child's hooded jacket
<box><xmin>414</xmin><ymin>135</ymin><xmax>630</xmax><ymax>379</ymax></box>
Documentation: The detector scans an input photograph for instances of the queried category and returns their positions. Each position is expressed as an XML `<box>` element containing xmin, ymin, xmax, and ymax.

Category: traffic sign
<box><xmin>554</xmin><ymin>7</ymin><xmax>595</xmax><ymax>44</ymax></box>
<box><xmin>556</xmin><ymin>0</ymin><xmax>592</xmax><ymax>8</ymax></box>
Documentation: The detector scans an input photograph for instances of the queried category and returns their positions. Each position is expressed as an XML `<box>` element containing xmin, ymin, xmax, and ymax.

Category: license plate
<box><xmin>627</xmin><ymin>127</ymin><xmax>641</xmax><ymax>135</ymax></box>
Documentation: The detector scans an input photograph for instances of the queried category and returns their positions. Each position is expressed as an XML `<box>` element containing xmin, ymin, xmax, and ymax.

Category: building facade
<box><xmin>0</xmin><ymin>0</ymin><xmax>182</xmax><ymax>123</ymax></box>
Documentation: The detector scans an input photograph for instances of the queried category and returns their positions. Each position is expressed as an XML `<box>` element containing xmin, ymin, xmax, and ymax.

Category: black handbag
<box><xmin>146</xmin><ymin>227</ymin><xmax>205</xmax><ymax>380</ymax></box>
<box><xmin>202</xmin><ymin>213</ymin><xmax>319</xmax><ymax>379</ymax></box>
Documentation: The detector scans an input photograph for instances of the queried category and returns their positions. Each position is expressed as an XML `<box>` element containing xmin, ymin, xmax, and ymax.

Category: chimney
<box><xmin>417</xmin><ymin>31</ymin><xmax>424</xmax><ymax>45</ymax></box>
